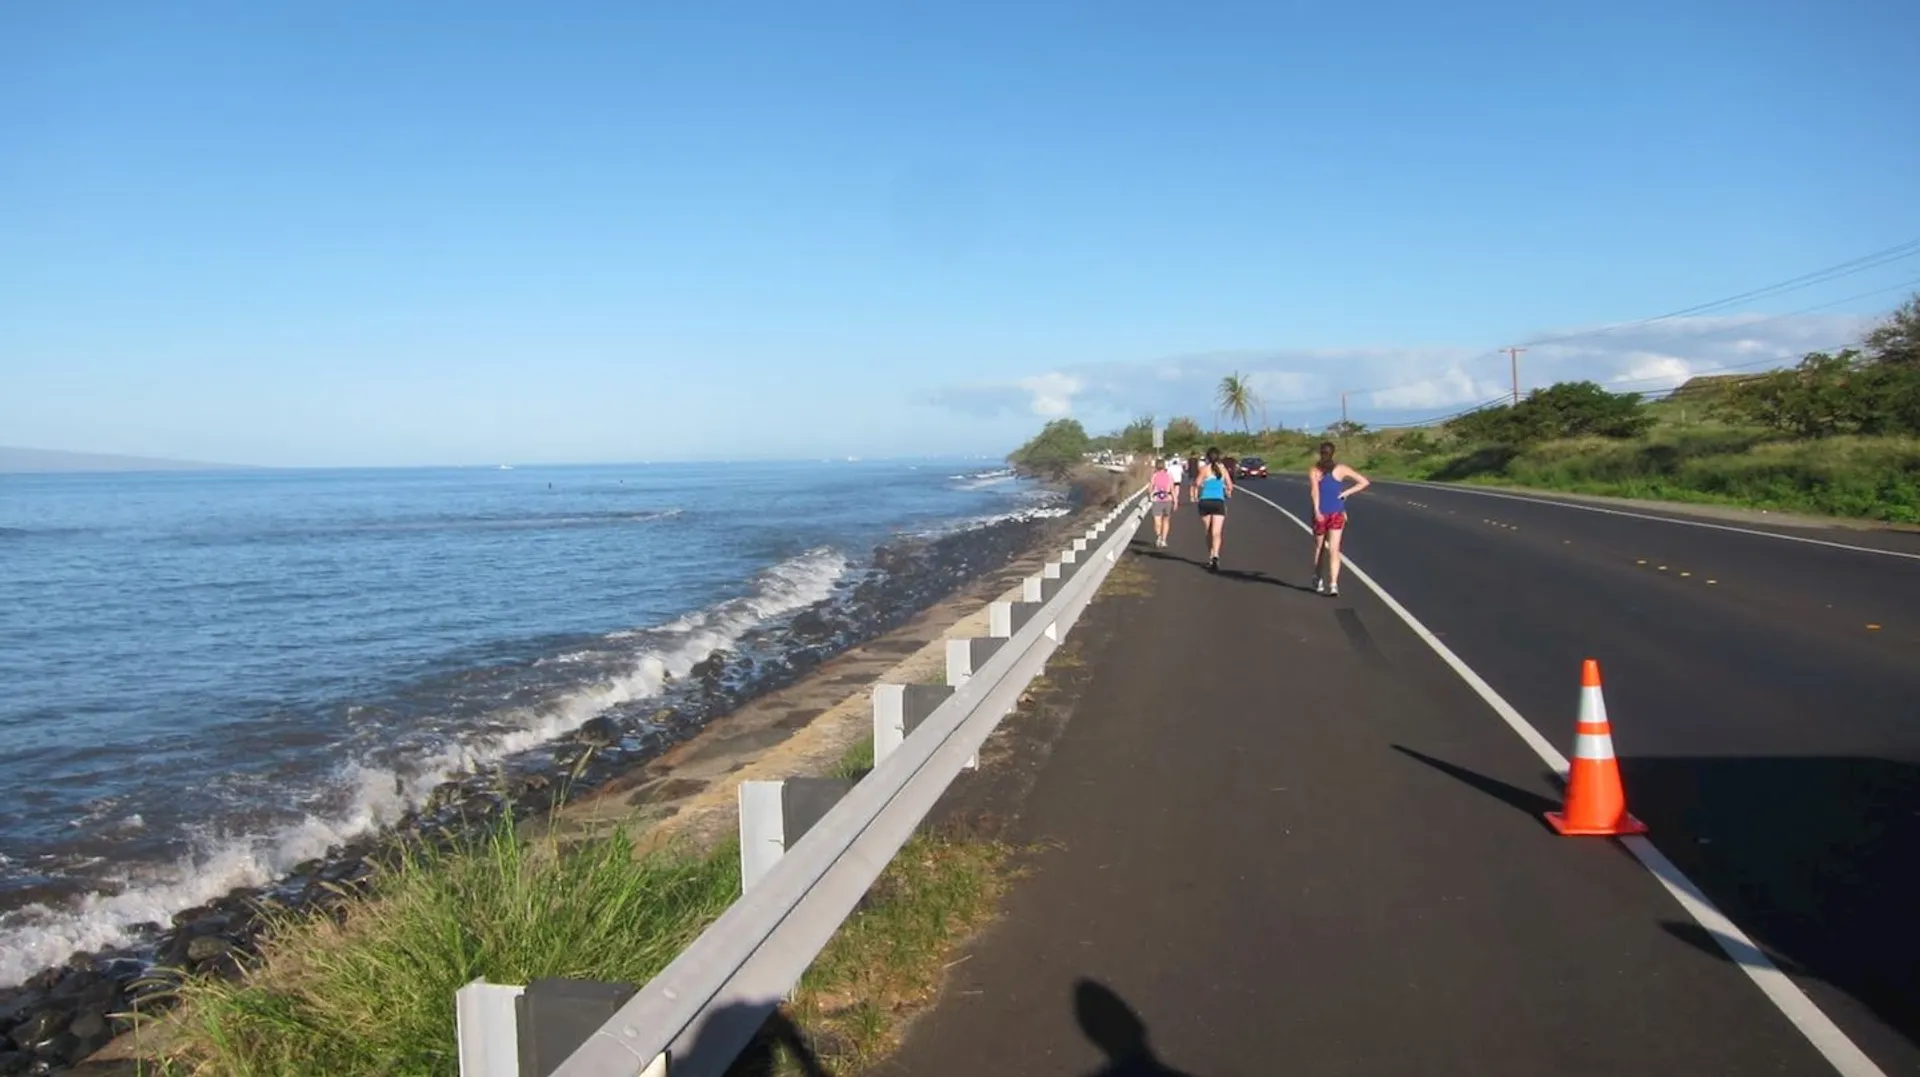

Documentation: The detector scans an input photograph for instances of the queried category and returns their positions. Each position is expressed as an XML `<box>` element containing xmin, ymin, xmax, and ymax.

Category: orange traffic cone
<box><xmin>1545</xmin><ymin>659</ymin><xmax>1647</xmax><ymax>836</ymax></box>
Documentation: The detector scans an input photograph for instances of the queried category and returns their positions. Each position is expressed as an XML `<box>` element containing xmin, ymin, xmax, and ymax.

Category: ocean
<box><xmin>0</xmin><ymin>460</ymin><xmax>1060</xmax><ymax>987</ymax></box>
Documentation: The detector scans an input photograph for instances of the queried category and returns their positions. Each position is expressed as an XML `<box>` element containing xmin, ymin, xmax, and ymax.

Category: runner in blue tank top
<box><xmin>1190</xmin><ymin>447</ymin><xmax>1234</xmax><ymax>571</ymax></box>
<box><xmin>1309</xmin><ymin>440</ymin><xmax>1371</xmax><ymax>596</ymax></box>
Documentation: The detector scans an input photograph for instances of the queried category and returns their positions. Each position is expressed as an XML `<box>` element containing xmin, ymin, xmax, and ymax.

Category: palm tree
<box><xmin>1217</xmin><ymin>372</ymin><xmax>1260</xmax><ymax>432</ymax></box>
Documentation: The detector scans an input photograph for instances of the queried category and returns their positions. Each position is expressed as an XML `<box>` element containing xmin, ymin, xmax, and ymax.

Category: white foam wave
<box><xmin>914</xmin><ymin>505</ymin><xmax>1072</xmax><ymax>537</ymax></box>
<box><xmin>951</xmin><ymin>468</ymin><xmax>1016</xmax><ymax>490</ymax></box>
<box><xmin>0</xmin><ymin>547</ymin><xmax>848</xmax><ymax>988</ymax></box>
<box><xmin>534</xmin><ymin>650</ymin><xmax>595</xmax><ymax>667</ymax></box>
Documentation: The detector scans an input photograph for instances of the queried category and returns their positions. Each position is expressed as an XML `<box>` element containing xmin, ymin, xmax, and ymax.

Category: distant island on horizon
<box><xmin>0</xmin><ymin>445</ymin><xmax>245</xmax><ymax>474</ymax></box>
<box><xmin>0</xmin><ymin>448</ymin><xmax>1013</xmax><ymax>474</ymax></box>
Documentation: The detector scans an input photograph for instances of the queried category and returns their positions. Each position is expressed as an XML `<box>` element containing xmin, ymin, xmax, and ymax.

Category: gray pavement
<box><xmin>878</xmin><ymin>487</ymin><xmax>1885</xmax><ymax>1076</ymax></box>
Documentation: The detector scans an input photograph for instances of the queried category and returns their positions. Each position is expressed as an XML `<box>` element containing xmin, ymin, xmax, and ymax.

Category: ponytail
<box><xmin>1316</xmin><ymin>441</ymin><xmax>1337</xmax><ymax>473</ymax></box>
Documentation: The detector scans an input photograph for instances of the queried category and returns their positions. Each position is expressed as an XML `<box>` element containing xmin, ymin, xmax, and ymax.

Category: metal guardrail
<box><xmin>459</xmin><ymin>488</ymin><xmax>1151</xmax><ymax>1077</ymax></box>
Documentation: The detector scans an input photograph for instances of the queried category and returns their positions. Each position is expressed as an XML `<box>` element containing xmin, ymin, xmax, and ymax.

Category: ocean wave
<box><xmin>0</xmin><ymin>546</ymin><xmax>847</xmax><ymax>988</ymax></box>
<box><xmin>950</xmin><ymin>468</ymin><xmax>1016</xmax><ymax>491</ymax></box>
<box><xmin>912</xmin><ymin>504</ymin><xmax>1071</xmax><ymax>537</ymax></box>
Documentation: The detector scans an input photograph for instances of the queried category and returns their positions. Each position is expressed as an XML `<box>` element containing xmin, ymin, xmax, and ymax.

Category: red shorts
<box><xmin>1314</xmin><ymin>511</ymin><xmax>1347</xmax><ymax>536</ymax></box>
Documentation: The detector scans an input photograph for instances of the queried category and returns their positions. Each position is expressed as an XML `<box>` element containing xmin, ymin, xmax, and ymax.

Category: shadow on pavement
<box><xmin>715</xmin><ymin>1004</ymin><xmax>834</xmax><ymax>1077</ymax></box>
<box><xmin>1392</xmin><ymin>745</ymin><xmax>1559</xmax><ymax>817</ymax></box>
<box><xmin>1073</xmin><ymin>978</ymin><xmax>1204</xmax><ymax>1077</ymax></box>
<box><xmin>1129</xmin><ymin>547</ymin><xmax>1318</xmax><ymax>592</ymax></box>
<box><xmin>1392</xmin><ymin>745</ymin><xmax>1920</xmax><ymax>1061</ymax></box>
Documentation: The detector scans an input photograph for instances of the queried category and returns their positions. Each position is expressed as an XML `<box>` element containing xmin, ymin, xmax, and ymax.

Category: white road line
<box><xmin>1238</xmin><ymin>486</ymin><xmax>1888</xmax><ymax>1077</ymax></box>
<box><xmin>1380</xmin><ymin>479</ymin><xmax>1920</xmax><ymax>563</ymax></box>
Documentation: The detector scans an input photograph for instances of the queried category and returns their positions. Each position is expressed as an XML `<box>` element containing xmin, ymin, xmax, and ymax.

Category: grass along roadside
<box><xmin>145</xmin><ymin>820</ymin><xmax>739</xmax><ymax>1076</ymax></box>
<box><xmin>1255</xmin><ymin>417</ymin><xmax>1920</xmax><ymax>525</ymax></box>
<box><xmin>140</xmin><ymin>758</ymin><xmax>1008</xmax><ymax>1077</ymax></box>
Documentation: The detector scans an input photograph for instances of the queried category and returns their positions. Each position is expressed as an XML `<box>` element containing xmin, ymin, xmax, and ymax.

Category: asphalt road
<box><xmin>879</xmin><ymin>485</ymin><xmax>1918</xmax><ymax>1076</ymax></box>
<box><xmin>1246</xmin><ymin>473</ymin><xmax>1920</xmax><ymax>1073</ymax></box>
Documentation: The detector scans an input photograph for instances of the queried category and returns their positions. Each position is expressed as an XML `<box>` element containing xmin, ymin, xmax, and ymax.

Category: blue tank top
<box><xmin>1317</xmin><ymin>467</ymin><xmax>1345</xmax><ymax>513</ymax></box>
<box><xmin>1199</xmin><ymin>471</ymin><xmax>1227</xmax><ymax>501</ymax></box>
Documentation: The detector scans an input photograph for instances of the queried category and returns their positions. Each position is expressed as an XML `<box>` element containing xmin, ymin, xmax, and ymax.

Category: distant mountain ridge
<box><xmin>0</xmin><ymin>446</ymin><xmax>243</xmax><ymax>473</ymax></box>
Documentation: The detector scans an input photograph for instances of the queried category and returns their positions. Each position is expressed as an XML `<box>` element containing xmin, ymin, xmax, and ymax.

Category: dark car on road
<box><xmin>1236</xmin><ymin>456</ymin><xmax>1268</xmax><ymax>479</ymax></box>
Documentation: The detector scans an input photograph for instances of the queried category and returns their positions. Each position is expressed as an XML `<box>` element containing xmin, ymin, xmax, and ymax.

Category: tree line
<box><xmin>1009</xmin><ymin>293</ymin><xmax>1920</xmax><ymax>477</ymax></box>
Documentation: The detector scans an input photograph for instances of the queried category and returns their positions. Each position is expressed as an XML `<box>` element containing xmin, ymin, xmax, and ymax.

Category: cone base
<box><xmin>1544</xmin><ymin>809</ymin><xmax>1647</xmax><ymax>836</ymax></box>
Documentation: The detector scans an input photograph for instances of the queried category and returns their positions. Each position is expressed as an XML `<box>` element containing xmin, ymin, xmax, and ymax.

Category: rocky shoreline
<box><xmin>0</xmin><ymin>494</ymin><xmax>1104</xmax><ymax>1076</ymax></box>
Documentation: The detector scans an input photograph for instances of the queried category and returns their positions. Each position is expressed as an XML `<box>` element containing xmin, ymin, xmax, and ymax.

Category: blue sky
<box><xmin>3</xmin><ymin>1</ymin><xmax>1918</xmax><ymax>466</ymax></box>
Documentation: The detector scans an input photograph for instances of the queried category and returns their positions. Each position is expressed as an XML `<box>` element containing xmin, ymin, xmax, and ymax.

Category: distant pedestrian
<box><xmin>1148</xmin><ymin>459</ymin><xmax>1179</xmax><ymax>547</ymax></box>
<box><xmin>1185</xmin><ymin>453</ymin><xmax>1203</xmax><ymax>537</ymax></box>
<box><xmin>1190</xmin><ymin>447</ymin><xmax>1234</xmax><ymax>571</ymax></box>
<box><xmin>1309</xmin><ymin>441</ymin><xmax>1371</xmax><ymax>596</ymax></box>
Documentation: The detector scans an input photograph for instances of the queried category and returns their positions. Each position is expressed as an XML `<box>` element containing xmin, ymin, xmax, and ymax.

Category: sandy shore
<box><xmin>536</xmin><ymin>504</ymin><xmax>1095</xmax><ymax>853</ymax></box>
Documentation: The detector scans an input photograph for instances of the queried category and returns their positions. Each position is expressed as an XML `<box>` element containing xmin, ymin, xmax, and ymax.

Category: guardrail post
<box><xmin>989</xmin><ymin>600</ymin><xmax>1014</xmax><ymax>638</ymax></box>
<box><xmin>944</xmin><ymin>638</ymin><xmax>1005</xmax><ymax>770</ymax></box>
<box><xmin>873</xmin><ymin>683</ymin><xmax>958</xmax><ymax>765</ymax></box>
<box><xmin>455</xmin><ymin>981</ymin><xmax>523</xmax><ymax>1077</ymax></box>
<box><xmin>520</xmin><ymin>981</ymin><xmax>640</xmax><ymax>1076</ymax></box>
<box><xmin>455</xmin><ymin>980</ymin><xmax>665</xmax><ymax>1077</ymax></box>
<box><xmin>1008</xmin><ymin>596</ymin><xmax>1039</xmax><ymax>635</ymax></box>
<box><xmin>738</xmin><ymin>780</ymin><xmax>786</xmax><ymax>894</ymax></box>
<box><xmin>739</xmin><ymin>777</ymin><xmax>855</xmax><ymax>893</ymax></box>
<box><xmin>1039</xmin><ymin>562</ymin><xmax>1066</xmax><ymax>603</ymax></box>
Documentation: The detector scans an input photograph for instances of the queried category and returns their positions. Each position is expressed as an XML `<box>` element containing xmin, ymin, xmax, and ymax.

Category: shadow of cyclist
<box><xmin>1073</xmin><ymin>978</ymin><xmax>1204</xmax><ymax>1077</ymax></box>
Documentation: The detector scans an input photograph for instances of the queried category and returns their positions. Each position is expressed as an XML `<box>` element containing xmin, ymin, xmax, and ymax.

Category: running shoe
<box><xmin>1313</xmin><ymin>576</ymin><xmax>1325</xmax><ymax>594</ymax></box>
<box><xmin>1208</xmin><ymin>556</ymin><xmax>1219</xmax><ymax>572</ymax></box>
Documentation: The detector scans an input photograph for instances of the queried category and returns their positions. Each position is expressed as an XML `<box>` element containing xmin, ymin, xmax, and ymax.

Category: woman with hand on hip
<box><xmin>1147</xmin><ymin>458</ymin><xmax>1180</xmax><ymax>547</ymax></box>
<box><xmin>1309</xmin><ymin>441</ymin><xmax>1370</xmax><ymax>596</ymax></box>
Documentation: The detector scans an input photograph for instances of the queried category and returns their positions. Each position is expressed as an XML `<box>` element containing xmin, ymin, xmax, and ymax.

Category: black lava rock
<box><xmin>30</xmin><ymin>1032</ymin><xmax>76</xmax><ymax>1063</ymax></box>
<box><xmin>9</xmin><ymin>1008</ymin><xmax>69</xmax><ymax>1050</ymax></box>
<box><xmin>184</xmin><ymin>936</ymin><xmax>232</xmax><ymax>964</ymax></box>
<box><xmin>0</xmin><ymin>989</ymin><xmax>43</xmax><ymax>1031</ymax></box>
<box><xmin>576</xmin><ymin>716</ymin><xmax>619</xmax><ymax>748</ymax></box>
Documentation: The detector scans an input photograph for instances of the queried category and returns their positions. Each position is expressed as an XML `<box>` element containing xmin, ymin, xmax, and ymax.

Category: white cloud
<box><xmin>1369</xmin><ymin>366</ymin><xmax>1508</xmax><ymax>410</ymax></box>
<box><xmin>929</xmin><ymin>310</ymin><xmax>1876</xmax><ymax>431</ymax></box>
<box><xmin>1018</xmin><ymin>372</ymin><xmax>1083</xmax><ymax>416</ymax></box>
<box><xmin>1612</xmin><ymin>353</ymin><xmax>1694</xmax><ymax>389</ymax></box>
<box><xmin>1245</xmin><ymin>370</ymin><xmax>1316</xmax><ymax>401</ymax></box>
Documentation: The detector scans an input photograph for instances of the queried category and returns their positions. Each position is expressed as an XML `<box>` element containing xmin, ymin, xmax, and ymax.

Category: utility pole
<box><xmin>1503</xmin><ymin>347</ymin><xmax>1527</xmax><ymax>406</ymax></box>
<box><xmin>1341</xmin><ymin>391</ymin><xmax>1349</xmax><ymax>427</ymax></box>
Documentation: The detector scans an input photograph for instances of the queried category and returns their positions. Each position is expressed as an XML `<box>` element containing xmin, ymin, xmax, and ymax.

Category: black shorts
<box><xmin>1198</xmin><ymin>498</ymin><xmax>1227</xmax><ymax>517</ymax></box>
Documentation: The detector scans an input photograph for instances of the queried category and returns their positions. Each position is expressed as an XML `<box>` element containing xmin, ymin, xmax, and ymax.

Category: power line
<box><xmin>1514</xmin><ymin>238</ymin><xmax>1920</xmax><ymax>350</ymax></box>
<box><xmin>1224</xmin><ymin>240</ymin><xmax>1920</xmax><ymax>429</ymax></box>
<box><xmin>1283</xmin><ymin>257</ymin><xmax>1918</xmax><ymax>420</ymax></box>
